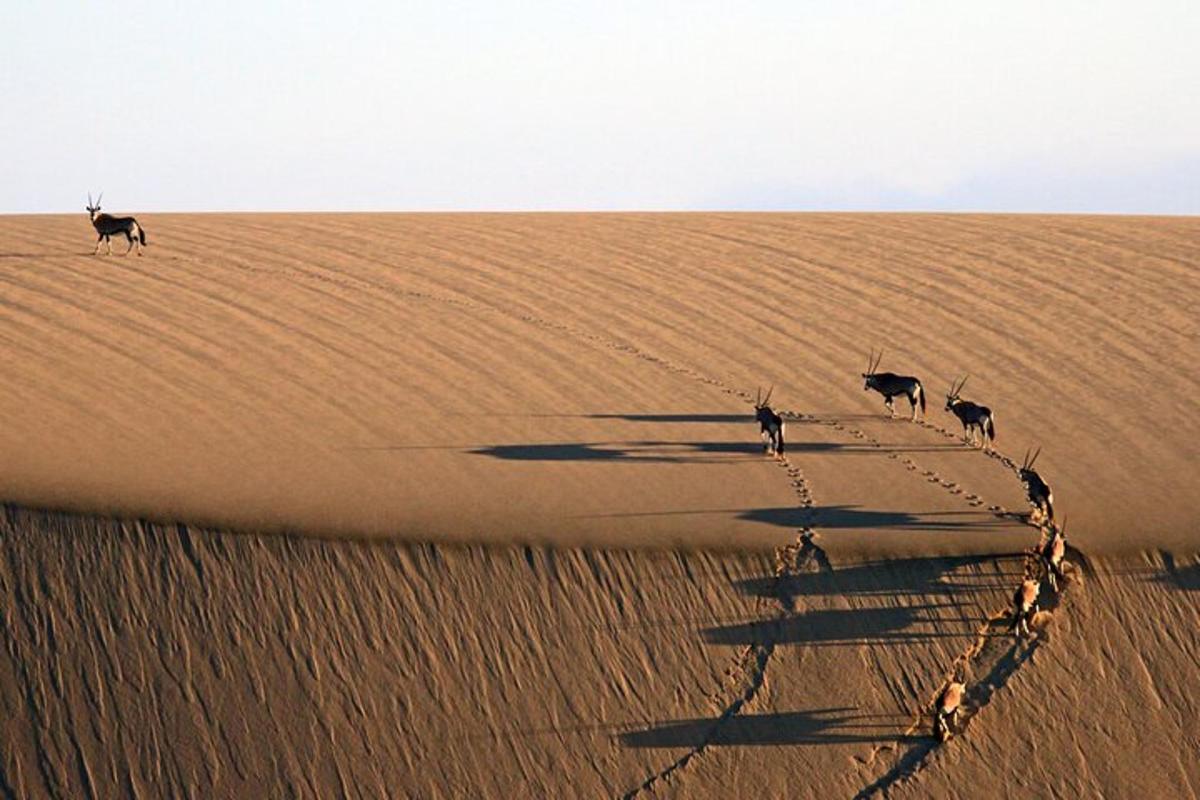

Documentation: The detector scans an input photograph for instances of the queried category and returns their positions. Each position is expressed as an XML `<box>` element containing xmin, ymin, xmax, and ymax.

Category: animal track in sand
<box><xmin>852</xmin><ymin>488</ymin><xmax>1085</xmax><ymax>797</ymax></box>
<box><xmin>621</xmin><ymin>449</ymin><xmax>828</xmax><ymax>799</ymax></box>
<box><xmin>387</xmin><ymin>282</ymin><xmax>1080</xmax><ymax>798</ymax></box>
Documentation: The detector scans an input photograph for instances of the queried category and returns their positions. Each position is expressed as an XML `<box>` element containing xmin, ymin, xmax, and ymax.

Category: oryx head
<box><xmin>754</xmin><ymin>385</ymin><xmax>775</xmax><ymax>423</ymax></box>
<box><xmin>945</xmin><ymin>375</ymin><xmax>969</xmax><ymax>411</ymax></box>
<box><xmin>1048</xmin><ymin>519</ymin><xmax>1067</xmax><ymax>556</ymax></box>
<box><xmin>86</xmin><ymin>191</ymin><xmax>103</xmax><ymax>220</ymax></box>
<box><xmin>862</xmin><ymin>349</ymin><xmax>883</xmax><ymax>390</ymax></box>
<box><xmin>1019</xmin><ymin>446</ymin><xmax>1042</xmax><ymax>483</ymax></box>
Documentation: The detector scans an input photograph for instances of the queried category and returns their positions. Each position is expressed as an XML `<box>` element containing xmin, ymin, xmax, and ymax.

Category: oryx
<box><xmin>933</xmin><ymin>681</ymin><xmax>966</xmax><ymax>742</ymax></box>
<box><xmin>1040</xmin><ymin>521</ymin><xmax>1068</xmax><ymax>592</ymax></box>
<box><xmin>86</xmin><ymin>192</ymin><xmax>146</xmax><ymax>256</ymax></box>
<box><xmin>754</xmin><ymin>386</ymin><xmax>785</xmax><ymax>456</ymax></box>
<box><xmin>1019</xmin><ymin>447</ymin><xmax>1054</xmax><ymax>523</ymax></box>
<box><xmin>862</xmin><ymin>349</ymin><xmax>926</xmax><ymax>421</ymax></box>
<box><xmin>1011</xmin><ymin>579</ymin><xmax>1040</xmax><ymax>638</ymax></box>
<box><xmin>943</xmin><ymin>375</ymin><xmax>996</xmax><ymax>449</ymax></box>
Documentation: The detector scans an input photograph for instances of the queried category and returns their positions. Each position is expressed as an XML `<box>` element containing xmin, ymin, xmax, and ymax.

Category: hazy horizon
<box><xmin>4</xmin><ymin>1</ymin><xmax>1197</xmax><ymax>214</ymax></box>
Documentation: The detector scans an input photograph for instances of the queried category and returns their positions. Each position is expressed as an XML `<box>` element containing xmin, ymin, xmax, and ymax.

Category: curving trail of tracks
<box><xmin>377</xmin><ymin>276</ymin><xmax>1083</xmax><ymax>798</ymax></box>
<box><xmin>2</xmin><ymin>213</ymin><xmax>1192</xmax><ymax>798</ymax></box>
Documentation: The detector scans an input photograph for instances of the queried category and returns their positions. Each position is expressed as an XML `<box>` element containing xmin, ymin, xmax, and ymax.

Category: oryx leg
<box><xmin>93</xmin><ymin>234</ymin><xmax>103</xmax><ymax>255</ymax></box>
<box><xmin>105</xmin><ymin>235</ymin><xmax>113</xmax><ymax>255</ymax></box>
<box><xmin>885</xmin><ymin>395</ymin><xmax>896</xmax><ymax>418</ymax></box>
<box><xmin>122</xmin><ymin>231</ymin><xmax>134</xmax><ymax>255</ymax></box>
<box><xmin>908</xmin><ymin>391</ymin><xmax>919</xmax><ymax>421</ymax></box>
<box><xmin>1013</xmin><ymin>606</ymin><xmax>1027</xmax><ymax>637</ymax></box>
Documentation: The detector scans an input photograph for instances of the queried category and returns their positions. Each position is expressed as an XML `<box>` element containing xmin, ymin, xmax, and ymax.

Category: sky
<box><xmin>2</xmin><ymin>1</ymin><xmax>1197</xmax><ymax>213</ymax></box>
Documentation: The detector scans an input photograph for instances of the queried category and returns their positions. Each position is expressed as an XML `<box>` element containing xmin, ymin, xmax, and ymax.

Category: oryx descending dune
<box><xmin>754</xmin><ymin>386</ymin><xmax>785</xmax><ymax>456</ymax></box>
<box><xmin>862</xmin><ymin>349</ymin><xmax>926</xmax><ymax>421</ymax></box>
<box><xmin>1040</xmin><ymin>521</ymin><xmax>1068</xmax><ymax>592</ymax></box>
<box><xmin>1019</xmin><ymin>447</ymin><xmax>1055</xmax><ymax>523</ymax></box>
<box><xmin>943</xmin><ymin>376</ymin><xmax>996</xmax><ymax>449</ymax></box>
<box><xmin>86</xmin><ymin>192</ymin><xmax>147</xmax><ymax>256</ymax></box>
<box><xmin>933</xmin><ymin>680</ymin><xmax>966</xmax><ymax>742</ymax></box>
<box><xmin>1011</xmin><ymin>579</ymin><xmax>1040</xmax><ymax>638</ymax></box>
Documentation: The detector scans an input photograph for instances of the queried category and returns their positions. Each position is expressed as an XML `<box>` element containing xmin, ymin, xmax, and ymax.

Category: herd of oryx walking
<box><xmin>80</xmin><ymin>195</ymin><xmax>1072</xmax><ymax>745</ymax></box>
<box><xmin>755</xmin><ymin>348</ymin><xmax>1071</xmax><ymax>744</ymax></box>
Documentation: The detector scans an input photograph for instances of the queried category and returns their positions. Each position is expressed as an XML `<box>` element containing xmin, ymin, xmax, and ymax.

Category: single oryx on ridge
<box><xmin>943</xmin><ymin>375</ymin><xmax>996</xmax><ymax>449</ymax></box>
<box><xmin>86</xmin><ymin>192</ymin><xmax>146</xmax><ymax>256</ymax></box>
<box><xmin>754</xmin><ymin>386</ymin><xmax>785</xmax><ymax>456</ymax></box>
<box><xmin>1018</xmin><ymin>447</ymin><xmax>1054</xmax><ymax>523</ymax></box>
<box><xmin>862</xmin><ymin>349</ymin><xmax>926</xmax><ymax>421</ymax></box>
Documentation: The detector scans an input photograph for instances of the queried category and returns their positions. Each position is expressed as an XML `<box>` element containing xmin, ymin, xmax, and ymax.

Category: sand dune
<box><xmin>1</xmin><ymin>213</ymin><xmax>1197</xmax><ymax>554</ymax></box>
<box><xmin>0</xmin><ymin>212</ymin><xmax>1196</xmax><ymax>797</ymax></box>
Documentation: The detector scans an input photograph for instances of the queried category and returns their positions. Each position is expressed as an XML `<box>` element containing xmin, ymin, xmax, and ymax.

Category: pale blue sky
<box><xmin>3</xmin><ymin>1</ymin><xmax>1197</xmax><ymax>212</ymax></box>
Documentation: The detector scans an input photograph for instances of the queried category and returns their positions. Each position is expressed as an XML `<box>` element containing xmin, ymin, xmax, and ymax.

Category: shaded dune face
<box><xmin>0</xmin><ymin>213</ymin><xmax>1195</xmax><ymax>555</ymax></box>
<box><xmin>0</xmin><ymin>213</ymin><xmax>1196</xmax><ymax>797</ymax></box>
<box><xmin>0</xmin><ymin>509</ymin><xmax>1195</xmax><ymax>798</ymax></box>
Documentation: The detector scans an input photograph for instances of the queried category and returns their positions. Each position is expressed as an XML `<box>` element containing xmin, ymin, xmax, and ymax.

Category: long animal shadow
<box><xmin>619</xmin><ymin>708</ymin><xmax>917</xmax><ymax>748</ymax></box>
<box><xmin>1156</xmin><ymin>553</ymin><xmax>1200</xmax><ymax>591</ymax></box>
<box><xmin>735</xmin><ymin>554</ymin><xmax>1022</xmax><ymax>601</ymax></box>
<box><xmin>469</xmin><ymin>441</ymin><xmax>763</xmax><ymax>463</ymax></box>
<box><xmin>577</xmin><ymin>504</ymin><xmax>1011</xmax><ymax>534</ymax></box>
<box><xmin>701</xmin><ymin>604</ymin><xmax>986</xmax><ymax>648</ymax></box>
<box><xmin>741</xmin><ymin>505</ymin><xmax>1010</xmax><ymax>532</ymax></box>
<box><xmin>468</xmin><ymin>440</ymin><xmax>882</xmax><ymax>462</ymax></box>
<box><xmin>585</xmin><ymin>413</ymin><xmax>753</xmax><ymax>424</ymax></box>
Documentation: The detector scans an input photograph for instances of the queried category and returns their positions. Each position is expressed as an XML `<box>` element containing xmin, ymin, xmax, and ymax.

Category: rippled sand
<box><xmin>0</xmin><ymin>213</ymin><xmax>1195</xmax><ymax>797</ymax></box>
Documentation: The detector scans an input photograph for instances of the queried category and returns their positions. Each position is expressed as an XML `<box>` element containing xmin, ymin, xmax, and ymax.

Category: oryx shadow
<box><xmin>469</xmin><ymin>440</ymin><xmax>765</xmax><ymax>463</ymax></box>
<box><xmin>740</xmin><ymin>505</ymin><xmax>1009</xmax><ymax>533</ymax></box>
<box><xmin>584</xmin><ymin>413</ymin><xmax>752</xmax><ymax>424</ymax></box>
<box><xmin>618</xmin><ymin>707</ymin><xmax>917</xmax><ymax>748</ymax></box>
<box><xmin>700</xmin><ymin>604</ymin><xmax>985</xmax><ymax>648</ymax></box>
<box><xmin>1155</xmin><ymin>553</ymin><xmax>1200</xmax><ymax>591</ymax></box>
<box><xmin>497</xmin><ymin>412</ymin><xmax>754</xmax><ymax>424</ymax></box>
<box><xmin>577</xmin><ymin>505</ymin><xmax>1011</xmax><ymax>534</ymax></box>
<box><xmin>736</xmin><ymin>553</ymin><xmax>1022</xmax><ymax>601</ymax></box>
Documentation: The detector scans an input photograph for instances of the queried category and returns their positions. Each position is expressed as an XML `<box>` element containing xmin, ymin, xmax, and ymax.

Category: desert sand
<box><xmin>0</xmin><ymin>212</ymin><xmax>1196</xmax><ymax>797</ymax></box>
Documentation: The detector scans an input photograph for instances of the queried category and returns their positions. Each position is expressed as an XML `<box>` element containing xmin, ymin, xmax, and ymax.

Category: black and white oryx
<box><xmin>862</xmin><ymin>349</ymin><xmax>926</xmax><ymax>421</ymax></box>
<box><xmin>943</xmin><ymin>375</ymin><xmax>996</xmax><ymax>450</ymax></box>
<box><xmin>1018</xmin><ymin>447</ymin><xmax>1055</xmax><ymax>523</ymax></box>
<box><xmin>754</xmin><ymin>386</ymin><xmax>785</xmax><ymax>456</ymax></box>
<box><xmin>86</xmin><ymin>192</ymin><xmax>146</xmax><ymax>256</ymax></box>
